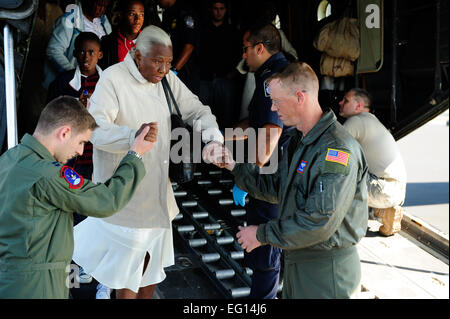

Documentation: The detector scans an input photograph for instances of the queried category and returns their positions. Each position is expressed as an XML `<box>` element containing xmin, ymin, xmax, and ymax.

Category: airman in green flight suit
<box><xmin>204</xmin><ymin>63</ymin><xmax>369</xmax><ymax>298</ymax></box>
<box><xmin>0</xmin><ymin>96</ymin><xmax>157</xmax><ymax>298</ymax></box>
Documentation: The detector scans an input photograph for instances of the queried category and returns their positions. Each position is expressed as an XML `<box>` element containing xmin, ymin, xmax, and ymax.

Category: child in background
<box><xmin>47</xmin><ymin>31</ymin><xmax>103</xmax><ymax>197</ymax></box>
<box><xmin>43</xmin><ymin>0</ymin><xmax>111</xmax><ymax>89</ymax></box>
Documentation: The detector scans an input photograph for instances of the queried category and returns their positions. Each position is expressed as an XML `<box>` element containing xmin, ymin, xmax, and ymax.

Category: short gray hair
<box><xmin>267</xmin><ymin>62</ymin><xmax>319</xmax><ymax>98</ymax></box>
<box><xmin>131</xmin><ymin>25</ymin><xmax>172</xmax><ymax>58</ymax></box>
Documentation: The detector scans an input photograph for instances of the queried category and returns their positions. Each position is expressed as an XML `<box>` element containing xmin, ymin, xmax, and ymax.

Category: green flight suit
<box><xmin>232</xmin><ymin>111</ymin><xmax>369</xmax><ymax>298</ymax></box>
<box><xmin>0</xmin><ymin>134</ymin><xmax>146</xmax><ymax>299</ymax></box>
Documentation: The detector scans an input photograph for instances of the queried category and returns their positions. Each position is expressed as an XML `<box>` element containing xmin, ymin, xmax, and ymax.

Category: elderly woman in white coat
<box><xmin>72</xmin><ymin>25</ymin><xmax>223</xmax><ymax>299</ymax></box>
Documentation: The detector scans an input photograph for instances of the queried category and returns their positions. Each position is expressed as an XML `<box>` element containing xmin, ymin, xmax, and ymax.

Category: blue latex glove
<box><xmin>233</xmin><ymin>184</ymin><xmax>248</xmax><ymax>207</ymax></box>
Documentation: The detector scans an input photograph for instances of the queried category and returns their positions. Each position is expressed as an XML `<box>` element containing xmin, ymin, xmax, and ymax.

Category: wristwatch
<box><xmin>127</xmin><ymin>150</ymin><xmax>142</xmax><ymax>160</ymax></box>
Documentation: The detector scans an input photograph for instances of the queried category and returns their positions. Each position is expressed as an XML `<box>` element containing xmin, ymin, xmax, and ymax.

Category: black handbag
<box><xmin>161</xmin><ymin>77</ymin><xmax>196</xmax><ymax>184</ymax></box>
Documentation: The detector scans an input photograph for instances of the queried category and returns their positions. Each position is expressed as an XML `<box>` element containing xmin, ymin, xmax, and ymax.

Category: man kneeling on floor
<box><xmin>339</xmin><ymin>88</ymin><xmax>407</xmax><ymax>236</ymax></box>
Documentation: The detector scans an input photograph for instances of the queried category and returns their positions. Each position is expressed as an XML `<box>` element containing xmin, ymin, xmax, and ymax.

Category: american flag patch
<box><xmin>325</xmin><ymin>148</ymin><xmax>349</xmax><ymax>166</ymax></box>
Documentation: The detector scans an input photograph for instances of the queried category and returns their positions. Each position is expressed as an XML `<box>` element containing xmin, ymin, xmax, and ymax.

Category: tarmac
<box><xmin>357</xmin><ymin>218</ymin><xmax>448</xmax><ymax>299</ymax></box>
<box><xmin>397</xmin><ymin>110</ymin><xmax>449</xmax><ymax>235</ymax></box>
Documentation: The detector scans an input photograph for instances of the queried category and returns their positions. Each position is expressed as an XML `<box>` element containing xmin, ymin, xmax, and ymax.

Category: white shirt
<box><xmin>83</xmin><ymin>14</ymin><xmax>106</xmax><ymax>39</ymax></box>
<box><xmin>344</xmin><ymin>112</ymin><xmax>407</xmax><ymax>183</ymax></box>
<box><xmin>68</xmin><ymin>65</ymin><xmax>103</xmax><ymax>91</ymax></box>
<box><xmin>88</xmin><ymin>53</ymin><xmax>222</xmax><ymax>229</ymax></box>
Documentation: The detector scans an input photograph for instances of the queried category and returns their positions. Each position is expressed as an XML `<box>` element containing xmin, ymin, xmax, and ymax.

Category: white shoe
<box><xmin>76</xmin><ymin>266</ymin><xmax>92</xmax><ymax>284</ymax></box>
<box><xmin>96</xmin><ymin>283</ymin><xmax>112</xmax><ymax>299</ymax></box>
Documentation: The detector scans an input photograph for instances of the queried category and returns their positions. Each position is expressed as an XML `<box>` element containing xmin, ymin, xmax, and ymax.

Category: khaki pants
<box><xmin>367</xmin><ymin>173</ymin><xmax>406</xmax><ymax>209</ymax></box>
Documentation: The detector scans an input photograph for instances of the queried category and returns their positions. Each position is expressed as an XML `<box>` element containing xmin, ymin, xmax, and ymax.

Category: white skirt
<box><xmin>72</xmin><ymin>217</ymin><xmax>174</xmax><ymax>293</ymax></box>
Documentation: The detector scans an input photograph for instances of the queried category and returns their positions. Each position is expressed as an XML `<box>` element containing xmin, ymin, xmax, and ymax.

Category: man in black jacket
<box><xmin>156</xmin><ymin>0</ymin><xmax>200</xmax><ymax>94</ymax></box>
<box><xmin>198</xmin><ymin>0</ymin><xmax>241</xmax><ymax>131</ymax></box>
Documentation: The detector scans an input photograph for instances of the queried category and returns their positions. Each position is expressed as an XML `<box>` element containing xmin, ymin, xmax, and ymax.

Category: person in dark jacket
<box><xmin>99</xmin><ymin>0</ymin><xmax>145</xmax><ymax>70</ymax></box>
<box><xmin>47</xmin><ymin>32</ymin><xmax>103</xmax><ymax>104</ymax></box>
<box><xmin>230</xmin><ymin>23</ymin><xmax>292</xmax><ymax>299</ymax></box>
<box><xmin>198</xmin><ymin>0</ymin><xmax>241</xmax><ymax>131</ymax></box>
<box><xmin>157</xmin><ymin>0</ymin><xmax>201</xmax><ymax>94</ymax></box>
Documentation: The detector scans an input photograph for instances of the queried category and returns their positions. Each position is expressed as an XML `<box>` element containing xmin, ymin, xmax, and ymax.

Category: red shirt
<box><xmin>117</xmin><ymin>30</ymin><xmax>139</xmax><ymax>62</ymax></box>
<box><xmin>74</xmin><ymin>73</ymin><xmax>100</xmax><ymax>169</ymax></box>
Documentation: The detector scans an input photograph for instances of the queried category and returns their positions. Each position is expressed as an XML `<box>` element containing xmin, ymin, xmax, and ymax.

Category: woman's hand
<box><xmin>202</xmin><ymin>141</ymin><xmax>235</xmax><ymax>171</ymax></box>
<box><xmin>131</xmin><ymin>125</ymin><xmax>157</xmax><ymax>156</ymax></box>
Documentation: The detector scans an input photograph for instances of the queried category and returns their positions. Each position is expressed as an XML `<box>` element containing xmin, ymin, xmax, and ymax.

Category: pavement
<box><xmin>357</xmin><ymin>219</ymin><xmax>449</xmax><ymax>299</ymax></box>
<box><xmin>397</xmin><ymin>110</ymin><xmax>449</xmax><ymax>235</ymax></box>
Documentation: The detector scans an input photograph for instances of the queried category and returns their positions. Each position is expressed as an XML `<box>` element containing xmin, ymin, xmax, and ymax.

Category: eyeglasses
<box><xmin>242</xmin><ymin>41</ymin><xmax>264</xmax><ymax>54</ymax></box>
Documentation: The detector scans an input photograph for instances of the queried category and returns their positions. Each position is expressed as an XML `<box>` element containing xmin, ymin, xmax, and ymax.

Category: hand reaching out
<box><xmin>131</xmin><ymin>124</ymin><xmax>158</xmax><ymax>156</ymax></box>
<box><xmin>135</xmin><ymin>122</ymin><xmax>158</xmax><ymax>142</ymax></box>
<box><xmin>202</xmin><ymin>141</ymin><xmax>235</xmax><ymax>171</ymax></box>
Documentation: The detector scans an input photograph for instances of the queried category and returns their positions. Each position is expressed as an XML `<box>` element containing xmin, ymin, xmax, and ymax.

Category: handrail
<box><xmin>0</xmin><ymin>0</ymin><xmax>37</xmax><ymax>21</ymax></box>
<box><xmin>3</xmin><ymin>24</ymin><xmax>17</xmax><ymax>149</ymax></box>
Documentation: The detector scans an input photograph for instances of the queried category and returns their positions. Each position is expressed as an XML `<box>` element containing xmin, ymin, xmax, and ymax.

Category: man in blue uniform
<box><xmin>233</xmin><ymin>23</ymin><xmax>293</xmax><ymax>299</ymax></box>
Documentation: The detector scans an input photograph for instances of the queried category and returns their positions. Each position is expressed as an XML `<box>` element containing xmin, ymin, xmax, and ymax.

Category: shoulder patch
<box><xmin>60</xmin><ymin>166</ymin><xmax>84</xmax><ymax>189</ymax></box>
<box><xmin>296</xmin><ymin>160</ymin><xmax>307</xmax><ymax>174</ymax></box>
<box><xmin>323</xmin><ymin>148</ymin><xmax>351</xmax><ymax>175</ymax></box>
<box><xmin>184</xmin><ymin>15</ymin><xmax>194</xmax><ymax>28</ymax></box>
<box><xmin>325</xmin><ymin>148</ymin><xmax>349</xmax><ymax>166</ymax></box>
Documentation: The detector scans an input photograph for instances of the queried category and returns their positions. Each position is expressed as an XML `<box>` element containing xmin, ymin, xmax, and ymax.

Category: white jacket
<box><xmin>89</xmin><ymin>53</ymin><xmax>222</xmax><ymax>228</ymax></box>
<box><xmin>43</xmin><ymin>2</ymin><xmax>111</xmax><ymax>89</ymax></box>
